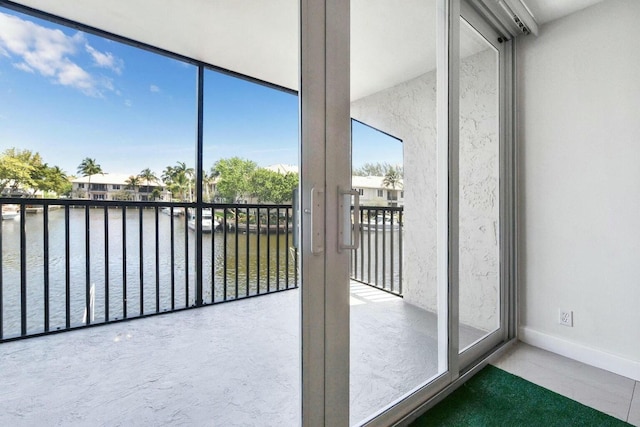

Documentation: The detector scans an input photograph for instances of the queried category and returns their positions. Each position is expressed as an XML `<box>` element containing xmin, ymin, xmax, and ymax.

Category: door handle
<box><xmin>309</xmin><ymin>187</ymin><xmax>324</xmax><ymax>254</ymax></box>
<box><xmin>338</xmin><ymin>187</ymin><xmax>360</xmax><ymax>252</ymax></box>
<box><xmin>292</xmin><ymin>188</ymin><xmax>299</xmax><ymax>249</ymax></box>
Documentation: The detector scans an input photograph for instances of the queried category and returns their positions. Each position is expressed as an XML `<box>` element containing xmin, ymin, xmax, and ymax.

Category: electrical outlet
<box><xmin>559</xmin><ymin>310</ymin><xmax>573</xmax><ymax>327</ymax></box>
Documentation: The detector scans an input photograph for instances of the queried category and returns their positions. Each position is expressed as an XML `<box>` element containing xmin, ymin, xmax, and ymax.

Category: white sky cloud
<box><xmin>12</xmin><ymin>62</ymin><xmax>33</xmax><ymax>73</ymax></box>
<box><xmin>85</xmin><ymin>43</ymin><xmax>123</xmax><ymax>74</ymax></box>
<box><xmin>150</xmin><ymin>84</ymin><xmax>160</xmax><ymax>93</ymax></box>
<box><xmin>124</xmin><ymin>99</ymin><xmax>132</xmax><ymax>107</ymax></box>
<box><xmin>0</xmin><ymin>12</ymin><xmax>124</xmax><ymax>97</ymax></box>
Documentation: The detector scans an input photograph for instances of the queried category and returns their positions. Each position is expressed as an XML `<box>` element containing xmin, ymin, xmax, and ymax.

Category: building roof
<box><xmin>72</xmin><ymin>173</ymin><xmax>164</xmax><ymax>186</ymax></box>
<box><xmin>72</xmin><ymin>171</ymin><xmax>400</xmax><ymax>190</ymax></box>
<box><xmin>352</xmin><ymin>175</ymin><xmax>403</xmax><ymax>190</ymax></box>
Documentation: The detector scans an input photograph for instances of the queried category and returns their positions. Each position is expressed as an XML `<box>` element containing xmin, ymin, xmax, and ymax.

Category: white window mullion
<box><xmin>437</xmin><ymin>0</ymin><xmax>461</xmax><ymax>379</ymax></box>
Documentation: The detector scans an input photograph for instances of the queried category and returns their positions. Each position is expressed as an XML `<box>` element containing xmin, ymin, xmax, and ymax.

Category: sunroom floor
<box><xmin>0</xmin><ymin>281</ymin><xmax>484</xmax><ymax>426</ymax></box>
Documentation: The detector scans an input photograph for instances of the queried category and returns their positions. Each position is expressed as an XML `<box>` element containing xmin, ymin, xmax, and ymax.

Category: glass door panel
<box><xmin>350</xmin><ymin>1</ymin><xmax>442</xmax><ymax>424</ymax></box>
<box><xmin>458</xmin><ymin>14</ymin><xmax>503</xmax><ymax>355</ymax></box>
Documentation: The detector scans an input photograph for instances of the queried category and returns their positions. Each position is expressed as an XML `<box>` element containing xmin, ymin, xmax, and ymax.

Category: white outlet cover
<box><xmin>559</xmin><ymin>310</ymin><xmax>573</xmax><ymax>327</ymax></box>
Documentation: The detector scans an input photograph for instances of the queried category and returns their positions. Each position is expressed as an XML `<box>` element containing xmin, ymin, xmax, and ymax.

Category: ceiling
<box><xmin>11</xmin><ymin>0</ymin><xmax>301</xmax><ymax>91</ymax></box>
<box><xmin>523</xmin><ymin>0</ymin><xmax>605</xmax><ymax>24</ymax></box>
<box><xmin>10</xmin><ymin>0</ymin><xmax>605</xmax><ymax>100</ymax></box>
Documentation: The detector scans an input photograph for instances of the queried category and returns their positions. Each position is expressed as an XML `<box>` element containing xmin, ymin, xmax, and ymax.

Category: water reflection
<box><xmin>1</xmin><ymin>207</ymin><xmax>296</xmax><ymax>337</ymax></box>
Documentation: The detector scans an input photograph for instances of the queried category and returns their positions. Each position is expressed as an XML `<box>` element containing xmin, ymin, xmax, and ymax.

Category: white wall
<box><xmin>518</xmin><ymin>0</ymin><xmax>640</xmax><ymax>379</ymax></box>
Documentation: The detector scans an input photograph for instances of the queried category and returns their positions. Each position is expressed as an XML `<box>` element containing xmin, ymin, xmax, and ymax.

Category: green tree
<box><xmin>0</xmin><ymin>149</ymin><xmax>71</xmax><ymax>197</ymax></box>
<box><xmin>250</xmin><ymin>169</ymin><xmax>298</xmax><ymax>204</ymax></box>
<box><xmin>174</xmin><ymin>161</ymin><xmax>195</xmax><ymax>202</ymax></box>
<box><xmin>35</xmin><ymin>165</ymin><xmax>70</xmax><ymax>196</ymax></box>
<box><xmin>212</xmin><ymin>157</ymin><xmax>257</xmax><ymax>203</ymax></box>
<box><xmin>382</xmin><ymin>167</ymin><xmax>403</xmax><ymax>189</ymax></box>
<box><xmin>162</xmin><ymin>162</ymin><xmax>194</xmax><ymax>201</ymax></box>
<box><xmin>202</xmin><ymin>171</ymin><xmax>215</xmax><ymax>202</ymax></box>
<box><xmin>353</xmin><ymin>162</ymin><xmax>403</xmax><ymax>178</ymax></box>
<box><xmin>0</xmin><ymin>149</ymin><xmax>38</xmax><ymax>194</ymax></box>
<box><xmin>77</xmin><ymin>158</ymin><xmax>103</xmax><ymax>199</ymax></box>
<box><xmin>151</xmin><ymin>187</ymin><xmax>162</xmax><ymax>201</ymax></box>
<box><xmin>161</xmin><ymin>165</ymin><xmax>177</xmax><ymax>200</ymax></box>
<box><xmin>125</xmin><ymin>175</ymin><xmax>141</xmax><ymax>200</ymax></box>
<box><xmin>161</xmin><ymin>165</ymin><xmax>175</xmax><ymax>185</ymax></box>
<box><xmin>138</xmin><ymin>168</ymin><xmax>158</xmax><ymax>195</ymax></box>
<box><xmin>171</xmin><ymin>173</ymin><xmax>190</xmax><ymax>202</ymax></box>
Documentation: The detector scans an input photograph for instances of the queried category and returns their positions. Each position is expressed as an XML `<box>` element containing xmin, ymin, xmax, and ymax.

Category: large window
<box><xmin>202</xmin><ymin>69</ymin><xmax>298</xmax><ymax>204</ymax></box>
<box><xmin>0</xmin><ymin>2</ymin><xmax>514</xmax><ymax>426</ymax></box>
<box><xmin>0</xmin><ymin>8</ymin><xmax>196</xmax><ymax>200</ymax></box>
<box><xmin>0</xmin><ymin>3</ymin><xmax>303</xmax><ymax>426</ymax></box>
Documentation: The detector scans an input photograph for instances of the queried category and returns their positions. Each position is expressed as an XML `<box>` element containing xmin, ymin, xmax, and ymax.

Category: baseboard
<box><xmin>519</xmin><ymin>326</ymin><xmax>640</xmax><ymax>382</ymax></box>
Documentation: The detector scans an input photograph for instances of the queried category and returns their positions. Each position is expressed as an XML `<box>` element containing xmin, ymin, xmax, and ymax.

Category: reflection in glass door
<box><xmin>458</xmin><ymin>12</ymin><xmax>504</xmax><ymax>358</ymax></box>
<box><xmin>349</xmin><ymin>1</ymin><xmax>442</xmax><ymax>424</ymax></box>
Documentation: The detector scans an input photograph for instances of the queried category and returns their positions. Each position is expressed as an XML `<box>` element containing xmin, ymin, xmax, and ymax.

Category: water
<box><xmin>1</xmin><ymin>208</ymin><xmax>297</xmax><ymax>337</ymax></box>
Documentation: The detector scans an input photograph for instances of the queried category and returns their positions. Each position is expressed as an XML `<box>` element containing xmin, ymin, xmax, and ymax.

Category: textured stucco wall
<box><xmin>351</xmin><ymin>48</ymin><xmax>499</xmax><ymax>331</ymax></box>
<box><xmin>458</xmin><ymin>48</ymin><xmax>500</xmax><ymax>333</ymax></box>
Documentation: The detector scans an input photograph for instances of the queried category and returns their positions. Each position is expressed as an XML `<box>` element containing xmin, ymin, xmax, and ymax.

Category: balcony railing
<box><xmin>0</xmin><ymin>199</ymin><xmax>402</xmax><ymax>342</ymax></box>
<box><xmin>351</xmin><ymin>206</ymin><xmax>403</xmax><ymax>296</ymax></box>
<box><xmin>0</xmin><ymin>198</ymin><xmax>297</xmax><ymax>342</ymax></box>
<box><xmin>89</xmin><ymin>184</ymin><xmax>108</xmax><ymax>191</ymax></box>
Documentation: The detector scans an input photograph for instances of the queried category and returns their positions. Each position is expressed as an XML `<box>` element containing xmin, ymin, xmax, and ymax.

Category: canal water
<box><xmin>1</xmin><ymin>208</ymin><xmax>297</xmax><ymax>337</ymax></box>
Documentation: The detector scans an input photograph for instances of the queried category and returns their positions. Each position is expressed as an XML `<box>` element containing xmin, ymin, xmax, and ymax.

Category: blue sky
<box><xmin>0</xmin><ymin>7</ymin><xmax>402</xmax><ymax>179</ymax></box>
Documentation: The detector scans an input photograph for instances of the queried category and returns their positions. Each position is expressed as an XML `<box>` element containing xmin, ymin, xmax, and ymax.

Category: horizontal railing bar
<box><xmin>352</xmin><ymin>205</ymin><xmax>404</xmax><ymax>212</ymax></box>
<box><xmin>0</xmin><ymin>198</ymin><xmax>291</xmax><ymax>210</ymax></box>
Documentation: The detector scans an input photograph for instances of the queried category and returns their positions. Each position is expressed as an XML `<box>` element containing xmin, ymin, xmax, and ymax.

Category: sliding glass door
<box><xmin>317</xmin><ymin>0</ymin><xmax>513</xmax><ymax>424</ymax></box>
<box><xmin>349</xmin><ymin>1</ymin><xmax>444</xmax><ymax>424</ymax></box>
<box><xmin>458</xmin><ymin>4</ymin><xmax>510</xmax><ymax>368</ymax></box>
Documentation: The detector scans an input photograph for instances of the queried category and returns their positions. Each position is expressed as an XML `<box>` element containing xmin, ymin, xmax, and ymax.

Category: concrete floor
<box><xmin>0</xmin><ymin>282</ymin><xmax>484</xmax><ymax>426</ymax></box>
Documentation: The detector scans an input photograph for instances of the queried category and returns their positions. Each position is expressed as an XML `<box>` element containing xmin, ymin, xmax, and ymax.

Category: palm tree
<box><xmin>174</xmin><ymin>161</ymin><xmax>194</xmax><ymax>177</ymax></box>
<box><xmin>125</xmin><ymin>175</ymin><xmax>141</xmax><ymax>201</ymax></box>
<box><xmin>174</xmin><ymin>162</ymin><xmax>195</xmax><ymax>202</ymax></box>
<box><xmin>160</xmin><ymin>162</ymin><xmax>195</xmax><ymax>202</ymax></box>
<box><xmin>382</xmin><ymin>167</ymin><xmax>403</xmax><ymax>190</ymax></box>
<box><xmin>202</xmin><ymin>171</ymin><xmax>215</xmax><ymax>202</ymax></box>
<box><xmin>77</xmin><ymin>158</ymin><xmax>102</xmax><ymax>199</ymax></box>
<box><xmin>162</xmin><ymin>166</ymin><xmax>175</xmax><ymax>184</ymax></box>
<box><xmin>171</xmin><ymin>172</ymin><xmax>190</xmax><ymax>202</ymax></box>
<box><xmin>151</xmin><ymin>187</ymin><xmax>162</xmax><ymax>201</ymax></box>
<box><xmin>161</xmin><ymin>166</ymin><xmax>176</xmax><ymax>200</ymax></box>
<box><xmin>382</xmin><ymin>167</ymin><xmax>403</xmax><ymax>208</ymax></box>
<box><xmin>138</xmin><ymin>168</ymin><xmax>158</xmax><ymax>196</ymax></box>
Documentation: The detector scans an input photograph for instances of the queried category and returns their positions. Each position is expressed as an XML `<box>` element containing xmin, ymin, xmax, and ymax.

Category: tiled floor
<box><xmin>493</xmin><ymin>342</ymin><xmax>640</xmax><ymax>426</ymax></box>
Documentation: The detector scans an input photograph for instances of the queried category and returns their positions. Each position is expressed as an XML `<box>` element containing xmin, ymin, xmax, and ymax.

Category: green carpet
<box><xmin>411</xmin><ymin>365</ymin><xmax>630</xmax><ymax>427</ymax></box>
